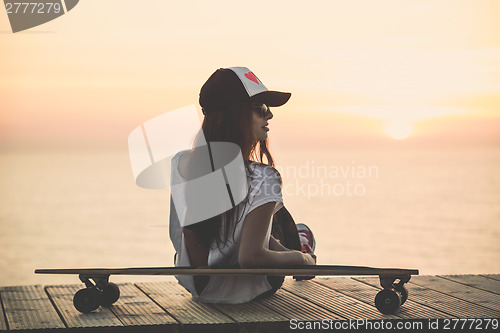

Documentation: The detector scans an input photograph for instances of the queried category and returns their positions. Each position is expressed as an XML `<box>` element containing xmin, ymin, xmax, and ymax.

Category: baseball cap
<box><xmin>199</xmin><ymin>67</ymin><xmax>291</xmax><ymax>114</ymax></box>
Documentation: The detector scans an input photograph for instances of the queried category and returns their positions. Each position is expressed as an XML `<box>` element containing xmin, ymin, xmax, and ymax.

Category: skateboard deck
<box><xmin>35</xmin><ymin>265</ymin><xmax>418</xmax><ymax>315</ymax></box>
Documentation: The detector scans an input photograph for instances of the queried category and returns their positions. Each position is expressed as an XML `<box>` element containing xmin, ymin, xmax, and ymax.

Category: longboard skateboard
<box><xmin>35</xmin><ymin>265</ymin><xmax>418</xmax><ymax>315</ymax></box>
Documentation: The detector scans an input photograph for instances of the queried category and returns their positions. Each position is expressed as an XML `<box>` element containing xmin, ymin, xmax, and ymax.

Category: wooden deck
<box><xmin>1</xmin><ymin>274</ymin><xmax>499</xmax><ymax>332</ymax></box>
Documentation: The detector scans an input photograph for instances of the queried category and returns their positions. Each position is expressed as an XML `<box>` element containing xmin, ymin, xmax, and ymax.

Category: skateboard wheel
<box><xmin>73</xmin><ymin>287</ymin><xmax>101</xmax><ymax>313</ymax></box>
<box><xmin>375</xmin><ymin>289</ymin><xmax>401</xmax><ymax>314</ymax></box>
<box><xmin>100</xmin><ymin>282</ymin><xmax>120</xmax><ymax>306</ymax></box>
<box><xmin>393</xmin><ymin>283</ymin><xmax>408</xmax><ymax>305</ymax></box>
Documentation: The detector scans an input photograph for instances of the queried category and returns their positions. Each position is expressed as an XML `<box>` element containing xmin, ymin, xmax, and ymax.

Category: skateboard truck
<box><xmin>79</xmin><ymin>274</ymin><xmax>109</xmax><ymax>289</ymax></box>
<box><xmin>74</xmin><ymin>274</ymin><xmax>120</xmax><ymax>313</ymax></box>
<box><xmin>375</xmin><ymin>275</ymin><xmax>411</xmax><ymax>314</ymax></box>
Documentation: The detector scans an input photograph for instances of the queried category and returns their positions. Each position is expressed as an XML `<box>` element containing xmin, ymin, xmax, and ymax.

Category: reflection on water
<box><xmin>1</xmin><ymin>147</ymin><xmax>499</xmax><ymax>286</ymax></box>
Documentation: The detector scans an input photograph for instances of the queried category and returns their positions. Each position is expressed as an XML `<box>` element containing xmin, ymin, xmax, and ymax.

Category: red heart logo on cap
<box><xmin>244</xmin><ymin>72</ymin><xmax>259</xmax><ymax>84</ymax></box>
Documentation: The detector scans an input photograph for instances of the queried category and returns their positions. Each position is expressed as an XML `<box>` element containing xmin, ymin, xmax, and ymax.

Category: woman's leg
<box><xmin>271</xmin><ymin>206</ymin><xmax>301</xmax><ymax>251</ymax></box>
<box><xmin>272</xmin><ymin>206</ymin><xmax>317</xmax><ymax>281</ymax></box>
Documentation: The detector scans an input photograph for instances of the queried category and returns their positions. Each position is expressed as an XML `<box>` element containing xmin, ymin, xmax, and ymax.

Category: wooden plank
<box><xmin>283</xmin><ymin>278</ymin><xmax>397</xmax><ymax>320</ymax></box>
<box><xmin>356</xmin><ymin>276</ymin><xmax>500</xmax><ymax>318</ymax></box>
<box><xmin>1</xmin><ymin>285</ymin><xmax>65</xmax><ymax>331</ymax></box>
<box><xmin>136</xmin><ymin>281</ymin><xmax>237</xmax><ymax>333</ymax></box>
<box><xmin>442</xmin><ymin>275</ymin><xmax>500</xmax><ymax>294</ymax></box>
<box><xmin>410</xmin><ymin>275</ymin><xmax>500</xmax><ymax>311</ymax></box>
<box><xmin>46</xmin><ymin>284</ymin><xmax>122</xmax><ymax>329</ymax></box>
<box><xmin>320</xmin><ymin>277</ymin><xmax>451</xmax><ymax>319</ymax></box>
<box><xmin>482</xmin><ymin>274</ymin><xmax>500</xmax><ymax>282</ymax></box>
<box><xmin>258</xmin><ymin>286</ymin><xmax>343</xmax><ymax>321</ymax></box>
<box><xmin>110</xmin><ymin>283</ymin><xmax>178</xmax><ymax>330</ymax></box>
<box><xmin>212</xmin><ymin>298</ymin><xmax>289</xmax><ymax>333</ymax></box>
<box><xmin>0</xmin><ymin>291</ymin><xmax>7</xmax><ymax>331</ymax></box>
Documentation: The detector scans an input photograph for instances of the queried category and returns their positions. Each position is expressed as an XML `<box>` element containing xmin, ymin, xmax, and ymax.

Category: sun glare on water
<box><xmin>384</xmin><ymin>121</ymin><xmax>413</xmax><ymax>140</ymax></box>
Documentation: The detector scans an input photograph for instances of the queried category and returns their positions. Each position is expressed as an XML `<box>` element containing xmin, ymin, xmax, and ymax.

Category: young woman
<box><xmin>169</xmin><ymin>67</ymin><xmax>316</xmax><ymax>303</ymax></box>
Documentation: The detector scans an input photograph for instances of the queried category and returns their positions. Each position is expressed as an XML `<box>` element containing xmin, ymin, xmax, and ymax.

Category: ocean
<box><xmin>1</xmin><ymin>146</ymin><xmax>499</xmax><ymax>286</ymax></box>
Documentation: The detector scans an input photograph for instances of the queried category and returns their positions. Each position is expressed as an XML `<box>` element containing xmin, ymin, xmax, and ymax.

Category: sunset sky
<box><xmin>1</xmin><ymin>0</ymin><xmax>499</xmax><ymax>150</ymax></box>
<box><xmin>1</xmin><ymin>1</ymin><xmax>499</xmax><ymax>286</ymax></box>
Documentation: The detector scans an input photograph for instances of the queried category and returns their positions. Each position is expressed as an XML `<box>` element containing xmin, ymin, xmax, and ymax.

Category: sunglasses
<box><xmin>252</xmin><ymin>103</ymin><xmax>271</xmax><ymax>117</ymax></box>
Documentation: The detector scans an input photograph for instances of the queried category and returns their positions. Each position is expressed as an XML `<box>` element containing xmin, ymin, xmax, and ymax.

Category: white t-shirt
<box><xmin>169</xmin><ymin>150</ymin><xmax>283</xmax><ymax>303</ymax></box>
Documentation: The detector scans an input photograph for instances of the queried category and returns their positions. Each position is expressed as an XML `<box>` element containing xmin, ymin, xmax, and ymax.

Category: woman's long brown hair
<box><xmin>184</xmin><ymin>102</ymin><xmax>275</xmax><ymax>249</ymax></box>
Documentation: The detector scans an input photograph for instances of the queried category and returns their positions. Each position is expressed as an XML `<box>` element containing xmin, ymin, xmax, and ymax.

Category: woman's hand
<box><xmin>303</xmin><ymin>252</ymin><xmax>317</xmax><ymax>266</ymax></box>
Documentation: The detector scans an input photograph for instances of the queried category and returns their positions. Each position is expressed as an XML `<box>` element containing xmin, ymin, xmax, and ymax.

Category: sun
<box><xmin>384</xmin><ymin>121</ymin><xmax>413</xmax><ymax>140</ymax></box>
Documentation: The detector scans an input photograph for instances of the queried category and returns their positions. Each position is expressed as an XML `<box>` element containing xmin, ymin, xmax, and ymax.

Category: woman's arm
<box><xmin>238</xmin><ymin>202</ymin><xmax>316</xmax><ymax>268</ymax></box>
<box><xmin>183</xmin><ymin>228</ymin><xmax>209</xmax><ymax>268</ymax></box>
<box><xmin>269</xmin><ymin>235</ymin><xmax>293</xmax><ymax>251</ymax></box>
